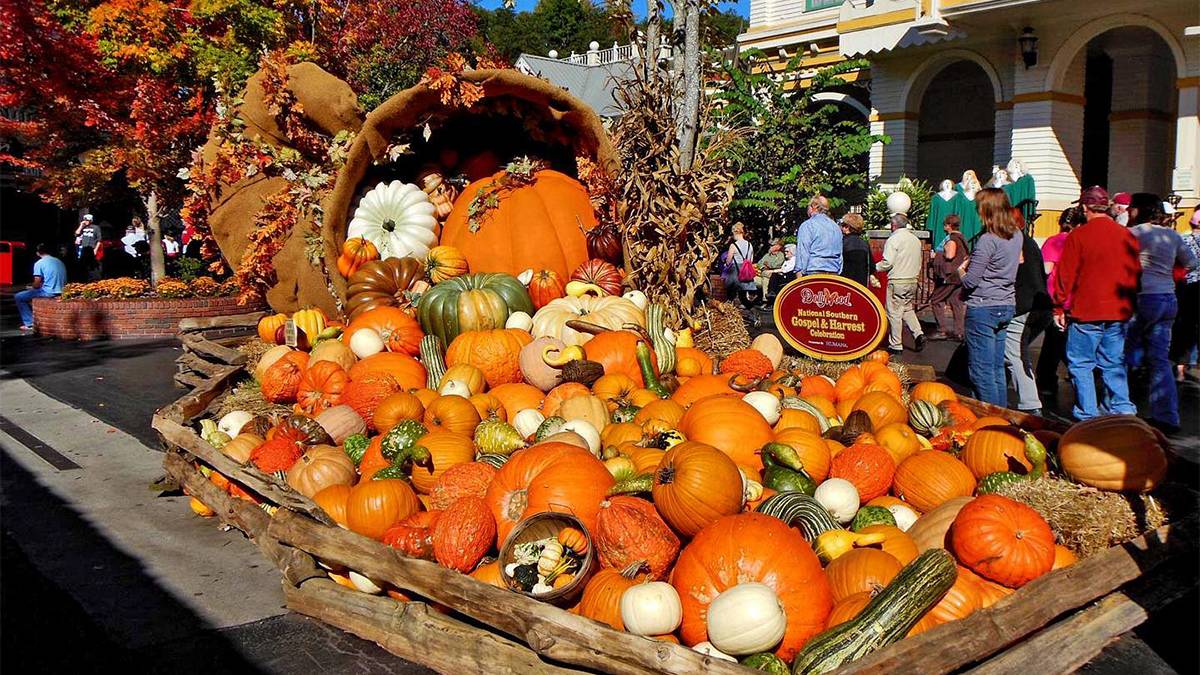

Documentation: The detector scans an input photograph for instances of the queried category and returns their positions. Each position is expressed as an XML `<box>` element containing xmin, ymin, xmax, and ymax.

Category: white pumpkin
<box><xmin>741</xmin><ymin>391</ymin><xmax>782</xmax><ymax>425</ymax></box>
<box><xmin>347</xmin><ymin>181</ymin><xmax>438</xmax><ymax>260</ymax></box>
<box><xmin>348</xmin><ymin>328</ymin><xmax>385</xmax><ymax>358</ymax></box>
<box><xmin>888</xmin><ymin>503</ymin><xmax>920</xmax><ymax>532</ymax></box>
<box><xmin>505</xmin><ymin>311</ymin><xmax>533</xmax><ymax>332</ymax></box>
<box><xmin>814</xmin><ymin>478</ymin><xmax>860</xmax><ymax>524</ymax></box>
<box><xmin>560</xmin><ymin>419</ymin><xmax>601</xmax><ymax>456</ymax></box>
<box><xmin>438</xmin><ymin>379</ymin><xmax>471</xmax><ymax>398</ymax></box>
<box><xmin>619</xmin><ymin>582</ymin><xmax>682</xmax><ymax>636</ymax></box>
<box><xmin>622</xmin><ymin>289</ymin><xmax>648</xmax><ymax>311</ymax></box>
<box><xmin>705</xmin><ymin>582</ymin><xmax>788</xmax><ymax>655</ymax></box>
<box><xmin>512</xmin><ymin>409</ymin><xmax>546</xmax><ymax>439</ymax></box>
<box><xmin>692</xmin><ymin>642</ymin><xmax>737</xmax><ymax>662</ymax></box>
<box><xmin>217</xmin><ymin>410</ymin><xmax>254</xmax><ymax>437</ymax></box>
<box><xmin>348</xmin><ymin>570</ymin><xmax>384</xmax><ymax>595</ymax></box>
<box><xmin>532</xmin><ymin>296</ymin><xmax>645</xmax><ymax>346</ymax></box>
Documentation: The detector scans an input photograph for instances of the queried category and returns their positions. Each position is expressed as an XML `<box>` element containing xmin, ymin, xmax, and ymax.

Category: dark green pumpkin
<box><xmin>850</xmin><ymin>505</ymin><xmax>896</xmax><ymax>532</ymax></box>
<box><xmin>977</xmin><ymin>471</ymin><xmax>1024</xmax><ymax>494</ymax></box>
<box><xmin>742</xmin><ymin>652</ymin><xmax>788</xmax><ymax>674</ymax></box>
<box><xmin>342</xmin><ymin>433</ymin><xmax>370</xmax><ymax>466</ymax></box>
<box><xmin>380</xmin><ymin>420</ymin><xmax>428</xmax><ymax>461</ymax></box>
<box><xmin>416</xmin><ymin>273</ymin><xmax>533</xmax><ymax>346</ymax></box>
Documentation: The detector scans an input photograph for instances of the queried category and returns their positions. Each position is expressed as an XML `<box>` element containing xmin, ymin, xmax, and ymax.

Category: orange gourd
<box><xmin>950</xmin><ymin>494</ymin><xmax>1055</xmax><ymax>588</ymax></box>
<box><xmin>344</xmin><ymin>306</ymin><xmax>424</xmax><ymax>356</ymax></box>
<box><xmin>382</xmin><ymin>510</ymin><xmax>441</xmax><ymax>560</ymax></box>
<box><xmin>541</xmin><ymin>382</ymin><xmax>590</xmax><ymax>416</ymax></box>
<box><xmin>873</xmin><ymin>422</ymin><xmax>923</xmax><ymax>465</ymax></box>
<box><xmin>584</xmin><ymin>330</ymin><xmax>656</xmax><ymax>388</ymax></box>
<box><xmin>669</xmin><ymin>374</ymin><xmax>738</xmax><ymax>407</ymax></box>
<box><xmin>345</xmin><ymin>478</ymin><xmax>422</xmax><ymax>540</ymax></box>
<box><xmin>674</xmin><ymin>347</ymin><xmax>713</xmax><ymax>377</ymax></box>
<box><xmin>528</xmin><ymin>269</ymin><xmax>566</xmax><ymax>309</ymax></box>
<box><xmin>857</xmin><ymin>524</ymin><xmax>919</xmax><ymax>564</ymax></box>
<box><xmin>925</xmin><ymin>565</ymin><xmax>983</xmax><ymax>625</ymax></box>
<box><xmin>676</xmin><ymin>396</ymin><xmax>774</xmax><ymax>474</ymax></box>
<box><xmin>469</xmin><ymin>392</ymin><xmax>507</xmax><ymax>421</ymax></box>
<box><xmin>357</xmin><ymin>435</ymin><xmax>390</xmax><ymax>478</ymax></box>
<box><xmin>409</xmin><ymin>431</ymin><xmax>476</xmax><ymax>494</ymax></box>
<box><xmin>593</xmin><ymin>496</ymin><xmax>680</xmax><ymax>580</ymax></box>
<box><xmin>825</xmin><ymin>548</ymin><xmax>904</xmax><ymax>602</ymax></box>
<box><xmin>488</xmin><ymin>383</ymin><xmax>544</xmax><ymax>416</ymax></box>
<box><xmin>484</xmin><ymin>442</ymin><xmax>614</xmax><ymax>542</ymax></box>
<box><xmin>261</xmin><ymin>351</ymin><xmax>309</xmax><ymax>403</ymax></box>
<box><xmin>672</xmin><ymin>513</ymin><xmax>833</xmax><ymax>662</ymax></box>
<box><xmin>829</xmin><ymin>443</ymin><xmax>896</xmax><ymax>502</ymax></box>
<box><xmin>961</xmin><ymin>426</ymin><xmax>1033</xmax><ymax>479</ymax></box>
<box><xmin>717</xmin><ymin>349</ymin><xmax>774</xmax><ymax>380</ymax></box>
<box><xmin>893</xmin><ymin>451</ymin><xmax>977</xmax><ymax>513</ymax></box>
<box><xmin>372</xmin><ymin>391</ymin><xmax>426</xmax><ymax>433</ymax></box>
<box><xmin>312</xmin><ymin>484</ymin><xmax>352</xmax><ymax>527</ymax></box>
<box><xmin>423</xmin><ymin>395</ymin><xmax>482</xmax><ymax>436</ymax></box>
<box><xmin>651</xmin><ymin>441</ymin><xmax>744</xmax><ymax>537</ymax></box>
<box><xmin>441</xmin><ymin>168</ymin><xmax>596</xmax><ymax>280</ymax></box>
<box><xmin>348</xmin><ymin>353</ymin><xmax>427</xmax><ymax>390</ymax></box>
<box><xmin>575</xmin><ymin>565</ymin><xmax>647</xmax><ymax>630</ymax></box>
<box><xmin>799</xmin><ymin>375</ymin><xmax>837</xmax><ymax>400</ymax></box>
<box><xmin>771</xmin><ymin>428</ymin><xmax>832</xmax><ymax>482</ymax></box>
<box><xmin>851</xmin><ymin>391</ymin><xmax>907</xmax><ymax>430</ymax></box>
<box><xmin>294</xmin><ymin>360</ymin><xmax>348</xmax><ymax>415</ymax></box>
<box><xmin>429</xmin><ymin>461</ymin><xmax>498</xmax><ymax>511</ymax></box>
<box><xmin>341</xmin><ymin>375</ymin><xmax>403</xmax><ymax>430</ymax></box>
<box><xmin>432</xmin><ymin>496</ymin><xmax>496</xmax><ymax>572</ymax></box>
<box><xmin>471</xmin><ymin>560</ymin><xmax>507</xmax><ymax>588</ymax></box>
<box><xmin>592</xmin><ymin>374</ymin><xmax>638</xmax><ymax>408</ymax></box>
<box><xmin>445</xmin><ymin>329</ymin><xmax>533</xmax><ymax>388</ymax></box>
<box><xmin>425</xmin><ymin>245</ymin><xmax>469</xmax><ymax>283</ymax></box>
<box><xmin>911</xmin><ymin>381</ymin><xmax>957</xmax><ymax>406</ymax></box>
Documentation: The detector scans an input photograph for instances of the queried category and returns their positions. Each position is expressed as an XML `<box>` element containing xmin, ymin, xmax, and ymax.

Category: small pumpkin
<box><xmin>829</xmin><ymin>443</ymin><xmax>895</xmax><ymax>503</ymax></box>
<box><xmin>926</xmin><ymin>565</ymin><xmax>984</xmax><ymax>625</ymax></box>
<box><xmin>571</xmin><ymin>258</ymin><xmax>623</xmax><ymax>296</ymax></box>
<box><xmin>425</xmin><ymin>245</ymin><xmax>469</xmax><ymax>283</ymax></box>
<box><xmin>676</xmin><ymin>396</ymin><xmax>774</xmax><ymax>475</ymax></box>
<box><xmin>528</xmin><ymin>269</ymin><xmax>566</xmax><ymax>309</ymax></box>
<box><xmin>911</xmin><ymin>381</ymin><xmax>957</xmax><ymax>406</ymax></box>
<box><xmin>484</xmin><ymin>442</ymin><xmax>614</xmax><ymax>542</ymax></box>
<box><xmin>286</xmin><ymin>444</ymin><xmax>357</xmax><ymax>498</ymax></box>
<box><xmin>345</xmin><ymin>259</ymin><xmax>427</xmax><ymax>321</ymax></box>
<box><xmin>850</xmin><ymin>391</ymin><xmax>908</xmax><ymax>430</ymax></box>
<box><xmin>372</xmin><ymin>392</ymin><xmax>426</xmax><ymax>433</ymax></box>
<box><xmin>312</xmin><ymin>484</ymin><xmax>352</xmax><ymax>527</ymax></box>
<box><xmin>558</xmin><ymin>394</ymin><xmax>609</xmax><ymax>432</ymax></box>
<box><xmin>345</xmin><ymin>478</ymin><xmax>422</xmax><ymax>540</ymax></box>
<box><xmin>824</xmin><ymin>547</ymin><xmax>904</xmax><ymax>602</ymax></box>
<box><xmin>258</xmin><ymin>313</ymin><xmax>288</xmax><ymax>344</ymax></box>
<box><xmin>706</xmin><ymin>582</ymin><xmax>788</xmax><ymax>656</ymax></box>
<box><xmin>222</xmin><ymin>432</ymin><xmax>263</xmax><ymax>464</ymax></box>
<box><xmin>423</xmin><ymin>395</ymin><xmax>482</xmax><ymax>436</ymax></box>
<box><xmin>961</xmin><ymin>426</ymin><xmax>1034</xmax><ymax>479</ymax></box>
<box><xmin>337</xmin><ymin>236</ymin><xmax>380</xmax><ymax>278</ymax></box>
<box><xmin>446</xmin><ymin>329</ymin><xmax>533</xmax><ymax>388</ymax></box>
<box><xmin>346</xmin><ymin>181</ymin><xmax>438</xmax><ymax>260</ymax></box>
<box><xmin>294</xmin><ymin>360</ymin><xmax>348</xmax><ymax>415</ymax></box>
<box><xmin>893</xmin><ymin>451</ymin><xmax>977</xmax><ymax>513</ymax></box>
<box><xmin>651</xmin><ymin>441</ymin><xmax>744</xmax><ymax>537</ymax></box>
<box><xmin>408</xmin><ymin>431</ymin><xmax>476</xmax><ymax>494</ymax></box>
<box><xmin>348</xmin><ymin>352</ymin><xmax>427</xmax><ymax>390</ymax></box>
<box><xmin>620</xmin><ymin>581</ymin><xmax>683</xmax><ymax>636</ymax></box>
<box><xmin>575</xmin><ymin>565</ymin><xmax>647</xmax><ymax>631</ymax></box>
<box><xmin>908</xmin><ymin>496</ymin><xmax>973</xmax><ymax>552</ymax></box>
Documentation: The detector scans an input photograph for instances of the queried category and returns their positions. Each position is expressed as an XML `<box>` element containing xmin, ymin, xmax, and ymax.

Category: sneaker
<box><xmin>914</xmin><ymin>334</ymin><xmax>927</xmax><ymax>352</ymax></box>
<box><xmin>18</xmin><ymin>325</ymin><xmax>34</xmax><ymax>332</ymax></box>
<box><xmin>887</xmin><ymin>348</ymin><xmax>904</xmax><ymax>356</ymax></box>
<box><xmin>926</xmin><ymin>331</ymin><xmax>951</xmax><ymax>341</ymax></box>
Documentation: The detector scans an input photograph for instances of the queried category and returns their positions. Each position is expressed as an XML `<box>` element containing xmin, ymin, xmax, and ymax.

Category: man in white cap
<box><xmin>75</xmin><ymin>214</ymin><xmax>98</xmax><ymax>259</ymax></box>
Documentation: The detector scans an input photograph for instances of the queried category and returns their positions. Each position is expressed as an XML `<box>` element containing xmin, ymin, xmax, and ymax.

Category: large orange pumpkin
<box><xmin>824</xmin><ymin>548</ymin><xmax>904</xmax><ymax>602</ymax></box>
<box><xmin>670</xmin><ymin>374</ymin><xmax>738</xmax><ymax>407</ymax></box>
<box><xmin>441</xmin><ymin>168</ymin><xmax>595</xmax><ymax>280</ymax></box>
<box><xmin>672</xmin><ymin>513</ymin><xmax>833</xmax><ymax>661</ymax></box>
<box><xmin>829</xmin><ymin>443</ymin><xmax>895</xmax><ymax>502</ymax></box>
<box><xmin>422</xmin><ymin>395</ymin><xmax>482</xmax><ymax>436</ymax></box>
<box><xmin>1057</xmin><ymin>415</ymin><xmax>1168</xmax><ymax>492</ymax></box>
<box><xmin>676</xmin><ymin>396</ymin><xmax>774</xmax><ymax>474</ymax></box>
<box><xmin>851</xmin><ymin>391</ymin><xmax>908</xmax><ymax>430</ymax></box>
<box><xmin>911</xmin><ymin>381</ymin><xmax>957</xmax><ymax>406</ymax></box>
<box><xmin>950</xmin><ymin>494</ymin><xmax>1054</xmax><ymax>588</ymax></box>
<box><xmin>484</xmin><ymin>442</ymin><xmax>614</xmax><ymax>543</ymax></box>
<box><xmin>488</xmin><ymin>382</ymin><xmax>544</xmax><ymax>416</ymax></box>
<box><xmin>874</xmin><ymin>422</ymin><xmax>922</xmax><ymax>464</ymax></box>
<box><xmin>574</xmin><ymin>565</ymin><xmax>647</xmax><ymax>631</ymax></box>
<box><xmin>345</xmin><ymin>478</ymin><xmax>422</xmax><ymax>540</ymax></box>
<box><xmin>835</xmin><ymin>363</ymin><xmax>901</xmax><ymax>402</ymax></box>
<box><xmin>893</xmin><ymin>451</ymin><xmax>977</xmax><ymax>513</ymax></box>
<box><xmin>593</xmin><ymin>496</ymin><xmax>680</xmax><ymax>580</ymax></box>
<box><xmin>344</xmin><ymin>306</ymin><xmax>424</xmax><ymax>356</ymax></box>
<box><xmin>771</xmin><ymin>428</ymin><xmax>832</xmax><ymax>482</ymax></box>
<box><xmin>583</xmin><ymin>330</ymin><xmax>656</xmax><ymax>388</ymax></box>
<box><xmin>348</xmin><ymin>352</ymin><xmax>427</xmax><ymax>390</ymax></box>
<box><xmin>959</xmin><ymin>565</ymin><xmax>1014</xmax><ymax>608</ymax></box>
<box><xmin>341</xmin><ymin>375</ymin><xmax>403</xmax><ymax>429</ymax></box>
<box><xmin>961</xmin><ymin>426</ymin><xmax>1034</xmax><ymax>479</ymax></box>
<box><xmin>294</xmin><ymin>360</ymin><xmax>347</xmax><ymax>415</ymax></box>
<box><xmin>408</xmin><ymin>431</ymin><xmax>476</xmax><ymax>494</ymax></box>
<box><xmin>445</xmin><ymin>329</ymin><xmax>533</xmax><ymax>388</ymax></box>
<box><xmin>651</xmin><ymin>441</ymin><xmax>744</xmax><ymax>537</ymax></box>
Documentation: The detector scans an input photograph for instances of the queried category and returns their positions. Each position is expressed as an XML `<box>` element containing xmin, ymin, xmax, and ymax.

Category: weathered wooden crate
<box><xmin>154</xmin><ymin>316</ymin><xmax>1198</xmax><ymax>675</ymax></box>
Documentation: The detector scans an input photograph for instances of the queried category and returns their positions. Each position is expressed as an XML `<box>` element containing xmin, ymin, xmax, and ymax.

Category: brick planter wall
<box><xmin>32</xmin><ymin>295</ymin><xmax>265</xmax><ymax>340</ymax></box>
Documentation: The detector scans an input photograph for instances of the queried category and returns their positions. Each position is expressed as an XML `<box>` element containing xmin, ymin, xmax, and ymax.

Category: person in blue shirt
<box><xmin>16</xmin><ymin>243</ymin><xmax>67</xmax><ymax>332</ymax></box>
<box><xmin>794</xmin><ymin>195</ymin><xmax>843</xmax><ymax>276</ymax></box>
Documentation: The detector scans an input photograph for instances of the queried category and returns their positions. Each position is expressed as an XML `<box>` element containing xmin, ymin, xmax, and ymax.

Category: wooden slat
<box><xmin>967</xmin><ymin>556</ymin><xmax>1198</xmax><ymax>675</ymax></box>
<box><xmin>269</xmin><ymin>509</ymin><xmax>747</xmax><ymax>675</ymax></box>
<box><xmin>836</xmin><ymin>517</ymin><xmax>1197</xmax><ymax>674</ymax></box>
<box><xmin>155</xmin><ymin>416</ymin><xmax>336</xmax><ymax>526</ymax></box>
<box><xmin>178</xmin><ymin>311</ymin><xmax>265</xmax><ymax>333</ymax></box>
<box><xmin>284</xmin><ymin>579</ymin><xmax>590</xmax><ymax>675</ymax></box>
<box><xmin>180</xmin><ymin>332</ymin><xmax>247</xmax><ymax>366</ymax></box>
<box><xmin>154</xmin><ymin>364</ymin><xmax>242</xmax><ymax>423</ymax></box>
<box><xmin>176</xmin><ymin>351</ymin><xmax>223</xmax><ymax>378</ymax></box>
<box><xmin>958</xmin><ymin>395</ymin><xmax>1069</xmax><ymax>433</ymax></box>
<box><xmin>163</xmin><ymin>450</ymin><xmax>323</xmax><ymax>587</ymax></box>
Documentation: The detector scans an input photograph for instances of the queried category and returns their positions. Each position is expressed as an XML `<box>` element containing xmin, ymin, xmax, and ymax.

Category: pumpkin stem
<box><xmin>564</xmin><ymin>319</ymin><xmax>608</xmax><ymax>336</ymax></box>
<box><xmin>382</xmin><ymin>219</ymin><xmax>396</xmax><ymax>232</ymax></box>
<box><xmin>619</xmin><ymin>561</ymin><xmax>648</xmax><ymax>578</ymax></box>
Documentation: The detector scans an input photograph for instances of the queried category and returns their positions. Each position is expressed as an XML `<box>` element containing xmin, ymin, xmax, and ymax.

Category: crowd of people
<box><xmin>721</xmin><ymin>187</ymin><xmax>1200</xmax><ymax>433</ymax></box>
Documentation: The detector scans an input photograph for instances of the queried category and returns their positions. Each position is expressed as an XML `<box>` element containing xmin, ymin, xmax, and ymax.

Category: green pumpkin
<box><xmin>851</xmin><ymin>505</ymin><xmax>897</xmax><ymax>532</ymax></box>
<box><xmin>380</xmin><ymin>420</ymin><xmax>428</xmax><ymax>461</ymax></box>
<box><xmin>908</xmin><ymin>400</ymin><xmax>947</xmax><ymax>437</ymax></box>
<box><xmin>416</xmin><ymin>273</ymin><xmax>533</xmax><ymax>346</ymax></box>
<box><xmin>342</xmin><ymin>433</ymin><xmax>370</xmax><ymax>466</ymax></box>
<box><xmin>741</xmin><ymin>653</ymin><xmax>788</xmax><ymax>674</ymax></box>
<box><xmin>977</xmin><ymin>471</ymin><xmax>1024</xmax><ymax>494</ymax></box>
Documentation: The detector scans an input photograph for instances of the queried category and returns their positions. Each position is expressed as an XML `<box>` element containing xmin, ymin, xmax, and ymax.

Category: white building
<box><xmin>739</xmin><ymin>0</ymin><xmax>1199</xmax><ymax>235</ymax></box>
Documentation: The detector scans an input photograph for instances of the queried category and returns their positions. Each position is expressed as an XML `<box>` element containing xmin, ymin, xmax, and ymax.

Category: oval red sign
<box><xmin>771</xmin><ymin>274</ymin><xmax>888</xmax><ymax>361</ymax></box>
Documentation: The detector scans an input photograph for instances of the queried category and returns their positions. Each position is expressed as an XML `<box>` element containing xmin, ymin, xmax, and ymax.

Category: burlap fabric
<box><xmin>205</xmin><ymin>63</ymin><xmax>618</xmax><ymax>317</ymax></box>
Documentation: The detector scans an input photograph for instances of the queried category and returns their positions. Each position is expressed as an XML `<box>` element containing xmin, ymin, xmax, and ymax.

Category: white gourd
<box><xmin>741</xmin><ymin>391</ymin><xmax>782</xmax><ymax>425</ymax></box>
<box><xmin>217</xmin><ymin>410</ymin><xmax>254</xmax><ymax>437</ymax></box>
<box><xmin>692</xmin><ymin>642</ymin><xmax>737</xmax><ymax>662</ymax></box>
<box><xmin>348</xmin><ymin>328</ymin><xmax>385</xmax><ymax>358</ymax></box>
<box><xmin>512</xmin><ymin>409</ymin><xmax>545</xmax><ymax>439</ymax></box>
<box><xmin>888</xmin><ymin>503</ymin><xmax>920</xmax><ymax>532</ymax></box>
<box><xmin>505</xmin><ymin>311</ymin><xmax>533</xmax><ymax>331</ymax></box>
<box><xmin>814</xmin><ymin>478</ymin><xmax>860</xmax><ymax>523</ymax></box>
<box><xmin>347</xmin><ymin>181</ymin><xmax>438</xmax><ymax>260</ymax></box>
<box><xmin>348</xmin><ymin>570</ymin><xmax>384</xmax><ymax>595</ymax></box>
<box><xmin>705</xmin><ymin>582</ymin><xmax>787</xmax><ymax>655</ymax></box>
<box><xmin>438</xmin><ymin>379</ymin><xmax>471</xmax><ymax>398</ymax></box>
<box><xmin>619</xmin><ymin>582</ymin><xmax>682</xmax><ymax>635</ymax></box>
<box><xmin>560</xmin><ymin>419</ymin><xmax>601</xmax><ymax>456</ymax></box>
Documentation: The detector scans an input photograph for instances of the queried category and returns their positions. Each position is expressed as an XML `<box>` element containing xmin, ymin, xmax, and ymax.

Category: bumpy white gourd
<box><xmin>347</xmin><ymin>181</ymin><xmax>438</xmax><ymax>260</ymax></box>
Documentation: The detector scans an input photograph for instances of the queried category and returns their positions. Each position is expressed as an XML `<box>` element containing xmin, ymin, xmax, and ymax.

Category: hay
<box><xmin>995</xmin><ymin>477</ymin><xmax>1167</xmax><ymax>558</ymax></box>
<box><xmin>213</xmin><ymin>378</ymin><xmax>292</xmax><ymax>420</ymax></box>
<box><xmin>238</xmin><ymin>339</ymin><xmax>275</xmax><ymax>374</ymax></box>
<box><xmin>694</xmin><ymin>301</ymin><xmax>751</xmax><ymax>359</ymax></box>
<box><xmin>780</xmin><ymin>355</ymin><xmax>912</xmax><ymax>390</ymax></box>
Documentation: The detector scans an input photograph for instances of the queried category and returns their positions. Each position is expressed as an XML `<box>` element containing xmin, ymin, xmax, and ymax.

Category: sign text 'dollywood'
<box><xmin>772</xmin><ymin>274</ymin><xmax>888</xmax><ymax>361</ymax></box>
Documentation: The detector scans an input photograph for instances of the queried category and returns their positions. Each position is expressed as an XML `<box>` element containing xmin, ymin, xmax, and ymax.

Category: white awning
<box><xmin>839</xmin><ymin>20</ymin><xmax>964</xmax><ymax>57</ymax></box>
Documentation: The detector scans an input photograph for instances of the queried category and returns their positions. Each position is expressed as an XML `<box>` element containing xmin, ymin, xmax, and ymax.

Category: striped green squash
<box><xmin>419</xmin><ymin>335</ymin><xmax>447</xmax><ymax>389</ymax></box>
<box><xmin>755</xmin><ymin>491</ymin><xmax>839</xmax><ymax>541</ymax></box>
<box><xmin>908</xmin><ymin>399</ymin><xmax>947</xmax><ymax>436</ymax></box>
<box><xmin>789</xmin><ymin>549</ymin><xmax>957</xmax><ymax>674</ymax></box>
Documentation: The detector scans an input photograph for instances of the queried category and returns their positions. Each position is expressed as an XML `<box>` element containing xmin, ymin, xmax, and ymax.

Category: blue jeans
<box><xmin>14</xmin><ymin>287</ymin><xmax>54</xmax><ymax>327</ymax></box>
<box><xmin>1125</xmin><ymin>294</ymin><xmax>1179</xmax><ymax>426</ymax></box>
<box><xmin>1066</xmin><ymin>320</ymin><xmax>1136</xmax><ymax>420</ymax></box>
<box><xmin>966</xmin><ymin>305</ymin><xmax>1014</xmax><ymax>406</ymax></box>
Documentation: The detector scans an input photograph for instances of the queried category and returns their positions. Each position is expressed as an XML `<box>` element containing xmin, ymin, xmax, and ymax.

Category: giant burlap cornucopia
<box><xmin>204</xmin><ymin>62</ymin><xmax>619</xmax><ymax>316</ymax></box>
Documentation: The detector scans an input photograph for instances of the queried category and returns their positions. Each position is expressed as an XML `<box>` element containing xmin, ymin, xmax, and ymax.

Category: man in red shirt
<box><xmin>1052</xmin><ymin>186</ymin><xmax>1141</xmax><ymax>420</ymax></box>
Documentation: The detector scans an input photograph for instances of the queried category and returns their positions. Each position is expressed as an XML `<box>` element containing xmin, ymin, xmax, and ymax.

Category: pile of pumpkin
<box><xmin>189</xmin><ymin>249</ymin><xmax>1172</xmax><ymax>673</ymax></box>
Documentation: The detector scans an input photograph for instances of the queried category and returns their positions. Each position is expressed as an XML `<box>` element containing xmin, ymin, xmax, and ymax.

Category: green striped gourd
<box><xmin>755</xmin><ymin>491</ymin><xmax>839</xmax><ymax>541</ymax></box>
<box><xmin>419</xmin><ymin>335</ymin><xmax>447</xmax><ymax>389</ymax></box>
<box><xmin>790</xmin><ymin>549</ymin><xmax>957</xmax><ymax>674</ymax></box>
<box><xmin>476</xmin><ymin>453</ymin><xmax>510</xmax><ymax>469</ymax></box>
<box><xmin>645</xmin><ymin>303</ymin><xmax>676</xmax><ymax>374</ymax></box>
<box><xmin>908</xmin><ymin>400</ymin><xmax>946</xmax><ymax>437</ymax></box>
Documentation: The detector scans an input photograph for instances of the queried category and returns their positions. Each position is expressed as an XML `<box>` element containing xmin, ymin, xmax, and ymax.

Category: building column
<box><xmin>869</xmin><ymin>113</ymin><xmax>918</xmax><ymax>186</ymax></box>
<box><xmin>1173</xmin><ymin>79</ymin><xmax>1199</xmax><ymax>206</ymax></box>
<box><xmin>1010</xmin><ymin>95</ymin><xmax>1086</xmax><ymax>210</ymax></box>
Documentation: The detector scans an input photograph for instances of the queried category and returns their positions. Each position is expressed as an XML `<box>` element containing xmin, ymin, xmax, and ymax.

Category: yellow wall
<box><xmin>1033</xmin><ymin>208</ymin><xmax>1198</xmax><ymax>239</ymax></box>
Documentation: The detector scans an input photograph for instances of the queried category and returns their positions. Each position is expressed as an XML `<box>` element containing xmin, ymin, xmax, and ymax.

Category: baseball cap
<box><xmin>1112</xmin><ymin>192</ymin><xmax>1132</xmax><ymax>206</ymax></box>
<box><xmin>1190</xmin><ymin>209</ymin><xmax>1200</xmax><ymax>227</ymax></box>
<box><xmin>83</xmin><ymin>214</ymin><xmax>94</xmax><ymax>221</ymax></box>
<box><xmin>1074</xmin><ymin>186</ymin><xmax>1109</xmax><ymax>207</ymax></box>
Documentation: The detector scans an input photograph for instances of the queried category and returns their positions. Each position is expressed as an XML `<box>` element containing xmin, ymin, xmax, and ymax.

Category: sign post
<box><xmin>771</xmin><ymin>274</ymin><xmax>888</xmax><ymax>361</ymax></box>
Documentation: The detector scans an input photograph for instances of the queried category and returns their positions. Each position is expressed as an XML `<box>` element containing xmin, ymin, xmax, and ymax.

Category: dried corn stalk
<box><xmin>612</xmin><ymin>66</ymin><xmax>737</xmax><ymax>328</ymax></box>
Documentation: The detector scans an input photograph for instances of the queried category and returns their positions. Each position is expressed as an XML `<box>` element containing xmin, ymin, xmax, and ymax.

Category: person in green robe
<box><xmin>1003</xmin><ymin>158</ymin><xmax>1037</xmax><ymax>227</ymax></box>
<box><xmin>928</xmin><ymin>179</ymin><xmax>961</xmax><ymax>250</ymax></box>
<box><xmin>955</xmin><ymin>169</ymin><xmax>984</xmax><ymax>244</ymax></box>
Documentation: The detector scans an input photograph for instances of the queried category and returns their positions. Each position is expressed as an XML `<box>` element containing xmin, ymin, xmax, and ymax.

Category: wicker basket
<box><xmin>498</xmin><ymin>511</ymin><xmax>596</xmax><ymax>605</ymax></box>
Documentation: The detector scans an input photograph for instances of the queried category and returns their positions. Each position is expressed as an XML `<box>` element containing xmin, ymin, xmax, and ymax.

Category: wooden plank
<box><xmin>163</xmin><ymin>450</ymin><xmax>323</xmax><ymax>587</ymax></box>
<box><xmin>155</xmin><ymin>364</ymin><xmax>242</xmax><ymax>423</ymax></box>
<box><xmin>903</xmin><ymin>364</ymin><xmax>937</xmax><ymax>383</ymax></box>
<box><xmin>178</xmin><ymin>312</ymin><xmax>265</xmax><ymax>333</ymax></box>
<box><xmin>958</xmin><ymin>395</ymin><xmax>1069</xmax><ymax>433</ymax></box>
<box><xmin>284</xmin><ymin>579</ymin><xmax>591</xmax><ymax>675</ymax></box>
<box><xmin>155</xmin><ymin>416</ymin><xmax>336</xmax><ymax>526</ymax></box>
<box><xmin>269</xmin><ymin>509</ymin><xmax>747</xmax><ymax>675</ymax></box>
<box><xmin>180</xmin><ymin>332</ymin><xmax>247</xmax><ymax>366</ymax></box>
<box><xmin>836</xmin><ymin>517</ymin><xmax>1197</xmax><ymax>674</ymax></box>
<box><xmin>176</xmin><ymin>351</ymin><xmax>223</xmax><ymax>378</ymax></box>
<box><xmin>967</xmin><ymin>556</ymin><xmax>1198</xmax><ymax>675</ymax></box>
